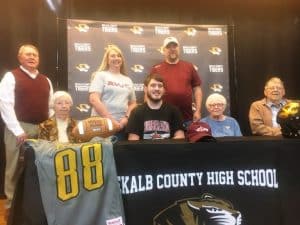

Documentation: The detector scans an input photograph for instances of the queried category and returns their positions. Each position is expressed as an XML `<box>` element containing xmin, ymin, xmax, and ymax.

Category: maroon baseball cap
<box><xmin>187</xmin><ymin>121</ymin><xmax>216</xmax><ymax>142</ymax></box>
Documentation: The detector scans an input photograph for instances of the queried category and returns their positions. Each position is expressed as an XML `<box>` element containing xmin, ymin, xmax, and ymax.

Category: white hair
<box><xmin>50</xmin><ymin>91</ymin><xmax>73</xmax><ymax>108</ymax></box>
<box><xmin>205</xmin><ymin>93</ymin><xmax>227</xmax><ymax>108</ymax></box>
<box><xmin>18</xmin><ymin>44</ymin><xmax>39</xmax><ymax>56</ymax></box>
<box><xmin>264</xmin><ymin>77</ymin><xmax>284</xmax><ymax>89</ymax></box>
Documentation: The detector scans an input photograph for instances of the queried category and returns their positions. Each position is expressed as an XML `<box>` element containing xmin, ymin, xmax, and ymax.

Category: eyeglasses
<box><xmin>266</xmin><ymin>86</ymin><xmax>283</xmax><ymax>91</ymax></box>
<box><xmin>208</xmin><ymin>103</ymin><xmax>224</xmax><ymax>108</ymax></box>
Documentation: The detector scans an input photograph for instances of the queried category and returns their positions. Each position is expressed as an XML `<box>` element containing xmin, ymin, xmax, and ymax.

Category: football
<box><xmin>72</xmin><ymin>117</ymin><xmax>119</xmax><ymax>142</ymax></box>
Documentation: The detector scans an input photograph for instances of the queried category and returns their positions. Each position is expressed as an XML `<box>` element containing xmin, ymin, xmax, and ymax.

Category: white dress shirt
<box><xmin>0</xmin><ymin>66</ymin><xmax>53</xmax><ymax>136</ymax></box>
<box><xmin>266</xmin><ymin>100</ymin><xmax>286</xmax><ymax>128</ymax></box>
<box><xmin>56</xmin><ymin>118</ymin><xmax>69</xmax><ymax>143</ymax></box>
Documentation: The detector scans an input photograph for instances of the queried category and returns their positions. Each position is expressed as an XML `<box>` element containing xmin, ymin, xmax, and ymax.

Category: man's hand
<box><xmin>119</xmin><ymin>117</ymin><xmax>128</xmax><ymax>130</ymax></box>
<box><xmin>16</xmin><ymin>133</ymin><xmax>27</xmax><ymax>146</ymax></box>
<box><xmin>193</xmin><ymin>110</ymin><xmax>201</xmax><ymax>121</ymax></box>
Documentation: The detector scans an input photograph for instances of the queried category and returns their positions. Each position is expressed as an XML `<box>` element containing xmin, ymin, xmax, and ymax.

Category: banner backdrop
<box><xmin>67</xmin><ymin>19</ymin><xmax>230</xmax><ymax>119</ymax></box>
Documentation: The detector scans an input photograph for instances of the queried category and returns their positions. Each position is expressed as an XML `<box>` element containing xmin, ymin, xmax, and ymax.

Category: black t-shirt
<box><xmin>126</xmin><ymin>102</ymin><xmax>184</xmax><ymax>139</ymax></box>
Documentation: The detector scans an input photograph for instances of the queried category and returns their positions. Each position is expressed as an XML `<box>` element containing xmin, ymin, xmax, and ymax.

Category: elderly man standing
<box><xmin>249</xmin><ymin>77</ymin><xmax>289</xmax><ymax>136</ymax></box>
<box><xmin>0</xmin><ymin>44</ymin><xmax>53</xmax><ymax>218</ymax></box>
<box><xmin>151</xmin><ymin>37</ymin><xmax>203</xmax><ymax>129</ymax></box>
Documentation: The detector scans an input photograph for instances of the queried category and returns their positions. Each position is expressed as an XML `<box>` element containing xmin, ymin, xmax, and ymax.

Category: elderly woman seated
<box><xmin>201</xmin><ymin>93</ymin><xmax>242</xmax><ymax>137</ymax></box>
<box><xmin>38</xmin><ymin>91</ymin><xmax>77</xmax><ymax>143</ymax></box>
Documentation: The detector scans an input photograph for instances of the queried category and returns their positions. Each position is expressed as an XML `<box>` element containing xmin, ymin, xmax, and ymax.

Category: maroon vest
<box><xmin>12</xmin><ymin>68</ymin><xmax>50</xmax><ymax>124</ymax></box>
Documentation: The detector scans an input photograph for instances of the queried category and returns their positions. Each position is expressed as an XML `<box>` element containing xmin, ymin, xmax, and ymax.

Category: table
<box><xmin>114</xmin><ymin>137</ymin><xmax>300</xmax><ymax>225</ymax></box>
<box><xmin>9</xmin><ymin>137</ymin><xmax>300</xmax><ymax>225</ymax></box>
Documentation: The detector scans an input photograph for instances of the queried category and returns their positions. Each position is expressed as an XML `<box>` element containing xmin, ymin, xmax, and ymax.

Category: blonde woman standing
<box><xmin>89</xmin><ymin>45</ymin><xmax>136</xmax><ymax>141</ymax></box>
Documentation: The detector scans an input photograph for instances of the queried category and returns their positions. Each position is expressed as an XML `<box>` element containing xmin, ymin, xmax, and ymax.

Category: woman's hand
<box><xmin>118</xmin><ymin>117</ymin><xmax>128</xmax><ymax>130</ymax></box>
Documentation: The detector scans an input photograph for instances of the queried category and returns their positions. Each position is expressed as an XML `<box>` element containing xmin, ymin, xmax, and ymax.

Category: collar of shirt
<box><xmin>20</xmin><ymin>65</ymin><xmax>39</xmax><ymax>79</ymax></box>
<box><xmin>266</xmin><ymin>99</ymin><xmax>286</xmax><ymax>109</ymax></box>
<box><xmin>265</xmin><ymin>99</ymin><xmax>287</xmax><ymax>127</ymax></box>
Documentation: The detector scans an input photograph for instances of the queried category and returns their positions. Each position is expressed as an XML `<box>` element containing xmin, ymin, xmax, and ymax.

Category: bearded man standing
<box><xmin>151</xmin><ymin>37</ymin><xmax>203</xmax><ymax>129</ymax></box>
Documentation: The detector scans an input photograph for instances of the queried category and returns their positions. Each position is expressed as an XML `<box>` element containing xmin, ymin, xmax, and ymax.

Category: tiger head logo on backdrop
<box><xmin>153</xmin><ymin>193</ymin><xmax>242</xmax><ymax>225</ymax></box>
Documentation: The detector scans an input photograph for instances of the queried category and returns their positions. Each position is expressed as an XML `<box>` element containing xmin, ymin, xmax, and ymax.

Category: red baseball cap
<box><xmin>187</xmin><ymin>121</ymin><xmax>216</xmax><ymax>142</ymax></box>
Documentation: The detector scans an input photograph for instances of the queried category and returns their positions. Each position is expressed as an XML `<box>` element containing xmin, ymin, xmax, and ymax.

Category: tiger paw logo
<box><xmin>130</xmin><ymin>25</ymin><xmax>144</xmax><ymax>35</ymax></box>
<box><xmin>76</xmin><ymin>104</ymin><xmax>90</xmax><ymax>113</ymax></box>
<box><xmin>131</xmin><ymin>64</ymin><xmax>144</xmax><ymax>73</ymax></box>
<box><xmin>76</xmin><ymin>64</ymin><xmax>90</xmax><ymax>72</ymax></box>
<box><xmin>209</xmin><ymin>47</ymin><xmax>222</xmax><ymax>55</ymax></box>
<box><xmin>153</xmin><ymin>193</ymin><xmax>242</xmax><ymax>225</ymax></box>
<box><xmin>104</xmin><ymin>44</ymin><xmax>118</xmax><ymax>51</ymax></box>
<box><xmin>184</xmin><ymin>27</ymin><xmax>197</xmax><ymax>36</ymax></box>
<box><xmin>210</xmin><ymin>83</ymin><xmax>223</xmax><ymax>92</ymax></box>
<box><xmin>75</xmin><ymin>23</ymin><xmax>89</xmax><ymax>32</ymax></box>
<box><xmin>158</xmin><ymin>46</ymin><xmax>164</xmax><ymax>54</ymax></box>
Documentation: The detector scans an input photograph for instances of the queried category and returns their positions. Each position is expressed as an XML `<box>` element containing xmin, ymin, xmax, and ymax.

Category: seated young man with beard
<box><xmin>126</xmin><ymin>73</ymin><xmax>185</xmax><ymax>140</ymax></box>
